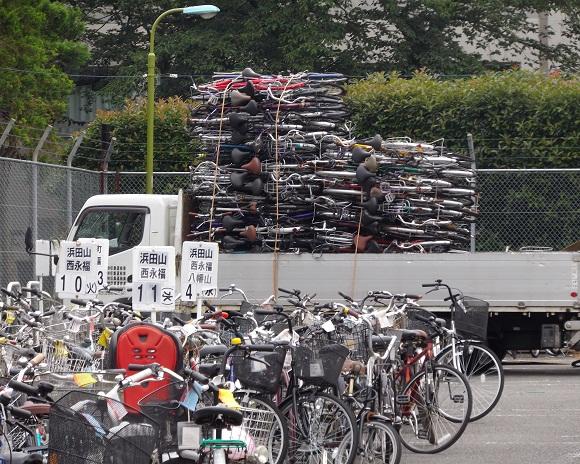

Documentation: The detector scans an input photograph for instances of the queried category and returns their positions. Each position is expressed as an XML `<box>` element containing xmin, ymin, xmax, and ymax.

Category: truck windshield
<box><xmin>73</xmin><ymin>208</ymin><xmax>146</xmax><ymax>256</ymax></box>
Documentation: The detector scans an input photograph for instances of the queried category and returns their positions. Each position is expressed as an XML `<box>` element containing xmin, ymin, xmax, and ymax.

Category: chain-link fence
<box><xmin>477</xmin><ymin>169</ymin><xmax>580</xmax><ymax>252</ymax></box>
<box><xmin>1</xmin><ymin>156</ymin><xmax>579</xmax><ymax>289</ymax></box>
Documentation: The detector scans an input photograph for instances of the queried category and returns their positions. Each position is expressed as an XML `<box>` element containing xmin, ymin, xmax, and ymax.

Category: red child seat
<box><xmin>105</xmin><ymin>322</ymin><xmax>183</xmax><ymax>414</ymax></box>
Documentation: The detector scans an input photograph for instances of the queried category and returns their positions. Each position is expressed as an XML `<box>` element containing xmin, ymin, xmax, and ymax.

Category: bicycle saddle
<box><xmin>198</xmin><ymin>363</ymin><xmax>221</xmax><ymax>378</ymax></box>
<box><xmin>362</xmin><ymin>196</ymin><xmax>379</xmax><ymax>214</ymax></box>
<box><xmin>241</xmin><ymin>67</ymin><xmax>262</xmax><ymax>78</ymax></box>
<box><xmin>240</xmin><ymin>99</ymin><xmax>259</xmax><ymax>115</ymax></box>
<box><xmin>20</xmin><ymin>401</ymin><xmax>51</xmax><ymax>416</ymax></box>
<box><xmin>230</xmin><ymin>130</ymin><xmax>248</xmax><ymax>145</ymax></box>
<box><xmin>363</xmin><ymin>220</ymin><xmax>381</xmax><ymax>236</ymax></box>
<box><xmin>191</xmin><ymin>405</ymin><xmax>244</xmax><ymax>428</ymax></box>
<box><xmin>222</xmin><ymin>215</ymin><xmax>245</xmax><ymax>231</ymax></box>
<box><xmin>230</xmin><ymin>148</ymin><xmax>253</xmax><ymax>166</ymax></box>
<box><xmin>356</xmin><ymin>164</ymin><xmax>376</xmax><ymax>186</ymax></box>
<box><xmin>238</xmin><ymin>80</ymin><xmax>255</xmax><ymax>97</ymax></box>
<box><xmin>351</xmin><ymin>146</ymin><xmax>372</xmax><ymax>164</ymax></box>
<box><xmin>222</xmin><ymin>235</ymin><xmax>250</xmax><ymax>249</ymax></box>
<box><xmin>400</xmin><ymin>329</ymin><xmax>429</xmax><ymax>342</ymax></box>
<box><xmin>230</xmin><ymin>172</ymin><xmax>264</xmax><ymax>195</ymax></box>
<box><xmin>241</xmin><ymin>156</ymin><xmax>261</xmax><ymax>175</ymax></box>
<box><xmin>369</xmin><ymin>134</ymin><xmax>383</xmax><ymax>151</ymax></box>
<box><xmin>364</xmin><ymin>154</ymin><xmax>378</xmax><ymax>173</ymax></box>
<box><xmin>230</xmin><ymin>90</ymin><xmax>251</xmax><ymax>107</ymax></box>
<box><xmin>229</xmin><ymin>113</ymin><xmax>249</xmax><ymax>133</ymax></box>
<box><xmin>362</xmin><ymin>209</ymin><xmax>382</xmax><ymax>226</ymax></box>
<box><xmin>240</xmin><ymin>225</ymin><xmax>257</xmax><ymax>241</ymax></box>
<box><xmin>371</xmin><ymin>334</ymin><xmax>396</xmax><ymax>350</ymax></box>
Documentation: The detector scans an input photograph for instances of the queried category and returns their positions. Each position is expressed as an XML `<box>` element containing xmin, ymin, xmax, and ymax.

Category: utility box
<box><xmin>541</xmin><ymin>324</ymin><xmax>561</xmax><ymax>349</ymax></box>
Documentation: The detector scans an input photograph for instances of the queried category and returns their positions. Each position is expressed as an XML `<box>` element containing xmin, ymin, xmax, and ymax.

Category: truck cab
<box><xmin>67</xmin><ymin>194</ymin><xmax>179</xmax><ymax>289</ymax></box>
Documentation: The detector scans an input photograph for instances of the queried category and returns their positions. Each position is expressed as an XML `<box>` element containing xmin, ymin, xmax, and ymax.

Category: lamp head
<box><xmin>183</xmin><ymin>5</ymin><xmax>220</xmax><ymax>19</ymax></box>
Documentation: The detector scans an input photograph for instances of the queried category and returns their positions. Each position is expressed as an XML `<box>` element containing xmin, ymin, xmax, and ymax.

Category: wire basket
<box><xmin>42</xmin><ymin>338</ymin><xmax>97</xmax><ymax>373</ymax></box>
<box><xmin>405</xmin><ymin>307</ymin><xmax>440</xmax><ymax>339</ymax></box>
<box><xmin>33</xmin><ymin>371</ymin><xmax>120</xmax><ymax>402</ymax></box>
<box><xmin>48</xmin><ymin>391</ymin><xmax>159</xmax><ymax>464</ymax></box>
<box><xmin>294</xmin><ymin>338</ymin><xmax>349</xmax><ymax>387</ymax></box>
<box><xmin>453</xmin><ymin>296</ymin><xmax>490</xmax><ymax>341</ymax></box>
<box><xmin>219</xmin><ymin>316</ymin><xmax>258</xmax><ymax>345</ymax></box>
<box><xmin>231</xmin><ymin>347</ymin><xmax>286</xmax><ymax>394</ymax></box>
<box><xmin>333</xmin><ymin>320</ymin><xmax>371</xmax><ymax>362</ymax></box>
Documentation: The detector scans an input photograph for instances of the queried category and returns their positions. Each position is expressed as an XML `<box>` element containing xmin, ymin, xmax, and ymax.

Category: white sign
<box><xmin>35</xmin><ymin>240</ymin><xmax>53</xmax><ymax>277</ymax></box>
<box><xmin>56</xmin><ymin>239</ymin><xmax>109</xmax><ymax>298</ymax></box>
<box><xmin>181</xmin><ymin>242</ymin><xmax>219</xmax><ymax>301</ymax></box>
<box><xmin>132</xmin><ymin>246</ymin><xmax>176</xmax><ymax>311</ymax></box>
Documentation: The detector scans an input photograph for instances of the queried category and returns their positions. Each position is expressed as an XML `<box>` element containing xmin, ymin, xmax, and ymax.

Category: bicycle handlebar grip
<box><xmin>127</xmin><ymin>363</ymin><xmax>158</xmax><ymax>372</ymax></box>
<box><xmin>347</xmin><ymin>308</ymin><xmax>360</xmax><ymax>318</ymax></box>
<box><xmin>22</xmin><ymin>287</ymin><xmax>42</xmax><ymax>297</ymax></box>
<box><xmin>338</xmin><ymin>291</ymin><xmax>353</xmax><ymax>302</ymax></box>
<box><xmin>8</xmin><ymin>380</ymin><xmax>40</xmax><ymax>397</ymax></box>
<box><xmin>41</xmin><ymin>310</ymin><xmax>56</xmax><ymax>317</ymax></box>
<box><xmin>183</xmin><ymin>367</ymin><xmax>209</xmax><ymax>385</ymax></box>
<box><xmin>253</xmin><ymin>308</ymin><xmax>276</xmax><ymax>316</ymax></box>
<box><xmin>204</xmin><ymin>301</ymin><xmax>217</xmax><ymax>312</ymax></box>
<box><xmin>29</xmin><ymin>353</ymin><xmax>45</xmax><ymax>366</ymax></box>
<box><xmin>243</xmin><ymin>344</ymin><xmax>277</xmax><ymax>352</ymax></box>
<box><xmin>219</xmin><ymin>288</ymin><xmax>231</xmax><ymax>292</ymax></box>
<box><xmin>21</xmin><ymin>316</ymin><xmax>40</xmax><ymax>328</ymax></box>
<box><xmin>114</xmin><ymin>302</ymin><xmax>132</xmax><ymax>310</ymax></box>
<box><xmin>278</xmin><ymin>288</ymin><xmax>295</xmax><ymax>295</ymax></box>
<box><xmin>406</xmin><ymin>294</ymin><xmax>422</xmax><ymax>300</ymax></box>
<box><xmin>8</xmin><ymin>405</ymin><xmax>33</xmax><ymax>419</ymax></box>
<box><xmin>71</xmin><ymin>299</ymin><xmax>87</xmax><ymax>306</ymax></box>
<box><xmin>1</xmin><ymin>288</ymin><xmax>18</xmax><ymax>299</ymax></box>
<box><xmin>421</xmin><ymin>283</ymin><xmax>437</xmax><ymax>288</ymax></box>
<box><xmin>172</xmin><ymin>315</ymin><xmax>186</xmax><ymax>326</ymax></box>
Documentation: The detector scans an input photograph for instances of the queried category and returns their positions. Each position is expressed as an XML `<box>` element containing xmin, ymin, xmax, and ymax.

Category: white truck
<box><xmin>63</xmin><ymin>192</ymin><xmax>579</xmax><ymax>358</ymax></box>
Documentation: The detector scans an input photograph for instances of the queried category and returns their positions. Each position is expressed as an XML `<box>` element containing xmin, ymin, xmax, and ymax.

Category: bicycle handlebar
<box><xmin>71</xmin><ymin>298</ymin><xmax>87</xmax><ymax>306</ymax></box>
<box><xmin>8</xmin><ymin>380</ymin><xmax>40</xmax><ymax>397</ymax></box>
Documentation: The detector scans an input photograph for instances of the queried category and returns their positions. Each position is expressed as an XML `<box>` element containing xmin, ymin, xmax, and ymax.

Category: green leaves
<box><xmin>346</xmin><ymin>70</ymin><xmax>580</xmax><ymax>169</ymax></box>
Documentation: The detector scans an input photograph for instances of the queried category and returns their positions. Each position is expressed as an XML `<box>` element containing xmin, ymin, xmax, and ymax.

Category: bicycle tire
<box><xmin>279</xmin><ymin>391</ymin><xmax>358</xmax><ymax>464</ymax></box>
<box><xmin>358</xmin><ymin>420</ymin><xmax>402</xmax><ymax>464</ymax></box>
<box><xmin>233</xmin><ymin>392</ymin><xmax>289</xmax><ymax>464</ymax></box>
<box><xmin>398</xmin><ymin>364</ymin><xmax>472</xmax><ymax>454</ymax></box>
<box><xmin>436</xmin><ymin>342</ymin><xmax>504</xmax><ymax>421</ymax></box>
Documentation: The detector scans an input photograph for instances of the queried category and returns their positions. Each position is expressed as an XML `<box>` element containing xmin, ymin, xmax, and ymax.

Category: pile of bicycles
<box><xmin>0</xmin><ymin>279</ymin><xmax>503</xmax><ymax>464</ymax></box>
<box><xmin>187</xmin><ymin>68</ymin><xmax>478</xmax><ymax>254</ymax></box>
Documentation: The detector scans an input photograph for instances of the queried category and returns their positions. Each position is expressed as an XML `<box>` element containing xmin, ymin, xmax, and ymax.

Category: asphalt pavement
<box><xmin>401</xmin><ymin>355</ymin><xmax>580</xmax><ymax>464</ymax></box>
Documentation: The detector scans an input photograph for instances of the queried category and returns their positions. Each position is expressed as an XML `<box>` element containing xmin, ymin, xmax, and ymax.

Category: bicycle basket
<box><xmin>453</xmin><ymin>296</ymin><xmax>490</xmax><ymax>341</ymax></box>
<box><xmin>48</xmin><ymin>391</ymin><xmax>159</xmax><ymax>464</ymax></box>
<box><xmin>405</xmin><ymin>307</ymin><xmax>440</xmax><ymax>339</ymax></box>
<box><xmin>333</xmin><ymin>320</ymin><xmax>371</xmax><ymax>362</ymax></box>
<box><xmin>137</xmin><ymin>380</ymin><xmax>186</xmax><ymax>423</ymax></box>
<box><xmin>231</xmin><ymin>347</ymin><xmax>286</xmax><ymax>393</ymax></box>
<box><xmin>294</xmin><ymin>343</ymin><xmax>349</xmax><ymax>387</ymax></box>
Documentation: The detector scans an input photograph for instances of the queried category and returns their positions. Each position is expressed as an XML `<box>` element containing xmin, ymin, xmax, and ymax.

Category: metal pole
<box><xmin>67</xmin><ymin>131</ymin><xmax>85</xmax><ymax>228</ymax></box>
<box><xmin>0</xmin><ymin>118</ymin><xmax>16</xmax><ymax>149</ymax></box>
<box><xmin>101</xmin><ymin>137</ymin><xmax>116</xmax><ymax>195</ymax></box>
<box><xmin>467</xmin><ymin>133</ymin><xmax>476</xmax><ymax>253</ymax></box>
<box><xmin>146</xmin><ymin>8</ymin><xmax>184</xmax><ymax>194</ymax></box>
<box><xmin>31</xmin><ymin>125</ymin><xmax>53</xmax><ymax>277</ymax></box>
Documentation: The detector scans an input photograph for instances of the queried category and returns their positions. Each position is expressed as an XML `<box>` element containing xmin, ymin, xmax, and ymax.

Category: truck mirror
<box><xmin>25</xmin><ymin>227</ymin><xmax>33</xmax><ymax>253</ymax></box>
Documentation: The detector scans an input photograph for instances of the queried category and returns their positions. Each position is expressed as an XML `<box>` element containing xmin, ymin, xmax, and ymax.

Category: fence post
<box><xmin>467</xmin><ymin>133</ymin><xmax>476</xmax><ymax>253</ymax></box>
<box><xmin>0</xmin><ymin>118</ymin><xmax>16</xmax><ymax>149</ymax></box>
<box><xmin>100</xmin><ymin>137</ymin><xmax>116</xmax><ymax>194</ymax></box>
<box><xmin>31</xmin><ymin>125</ymin><xmax>53</xmax><ymax>277</ymax></box>
<box><xmin>67</xmin><ymin>131</ymin><xmax>85</xmax><ymax>228</ymax></box>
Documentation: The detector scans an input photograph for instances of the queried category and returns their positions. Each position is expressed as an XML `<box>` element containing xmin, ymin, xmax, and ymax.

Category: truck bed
<box><xmin>217</xmin><ymin>252</ymin><xmax>580</xmax><ymax>312</ymax></box>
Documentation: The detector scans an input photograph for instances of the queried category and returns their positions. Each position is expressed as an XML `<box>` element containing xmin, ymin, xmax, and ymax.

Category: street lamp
<box><xmin>146</xmin><ymin>5</ymin><xmax>220</xmax><ymax>194</ymax></box>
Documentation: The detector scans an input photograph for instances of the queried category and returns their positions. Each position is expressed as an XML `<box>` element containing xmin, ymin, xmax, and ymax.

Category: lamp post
<box><xmin>146</xmin><ymin>5</ymin><xmax>220</xmax><ymax>194</ymax></box>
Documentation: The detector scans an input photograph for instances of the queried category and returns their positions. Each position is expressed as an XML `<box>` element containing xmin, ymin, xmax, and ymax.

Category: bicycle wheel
<box><xmin>436</xmin><ymin>342</ymin><xmax>504</xmax><ymax>421</ymax></box>
<box><xmin>398</xmin><ymin>364</ymin><xmax>472</xmax><ymax>454</ymax></box>
<box><xmin>279</xmin><ymin>391</ymin><xmax>358</xmax><ymax>464</ymax></box>
<box><xmin>358</xmin><ymin>420</ymin><xmax>401</xmax><ymax>464</ymax></box>
<box><xmin>233</xmin><ymin>392</ymin><xmax>289</xmax><ymax>464</ymax></box>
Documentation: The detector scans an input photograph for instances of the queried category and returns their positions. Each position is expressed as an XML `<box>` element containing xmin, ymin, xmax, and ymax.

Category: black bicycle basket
<box><xmin>294</xmin><ymin>340</ymin><xmax>349</xmax><ymax>387</ymax></box>
<box><xmin>48</xmin><ymin>391</ymin><xmax>159</xmax><ymax>464</ymax></box>
<box><xmin>231</xmin><ymin>346</ymin><xmax>286</xmax><ymax>393</ymax></box>
<box><xmin>406</xmin><ymin>307</ymin><xmax>440</xmax><ymax>339</ymax></box>
<box><xmin>333</xmin><ymin>320</ymin><xmax>371</xmax><ymax>362</ymax></box>
<box><xmin>453</xmin><ymin>296</ymin><xmax>490</xmax><ymax>341</ymax></box>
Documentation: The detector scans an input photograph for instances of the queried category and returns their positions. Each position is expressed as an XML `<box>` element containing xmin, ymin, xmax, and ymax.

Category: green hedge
<box><xmin>345</xmin><ymin>71</ymin><xmax>580</xmax><ymax>169</ymax></box>
<box><xmin>75</xmin><ymin>97</ymin><xmax>200</xmax><ymax>172</ymax></box>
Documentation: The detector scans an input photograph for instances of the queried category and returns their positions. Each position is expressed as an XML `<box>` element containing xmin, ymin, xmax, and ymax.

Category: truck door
<box><xmin>70</xmin><ymin>206</ymin><xmax>150</xmax><ymax>287</ymax></box>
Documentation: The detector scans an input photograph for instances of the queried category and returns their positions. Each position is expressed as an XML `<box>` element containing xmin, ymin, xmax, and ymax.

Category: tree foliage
<box><xmin>0</xmin><ymin>0</ymin><xmax>89</xmax><ymax>131</ymax></box>
<box><xmin>65</xmin><ymin>0</ymin><xmax>580</xmax><ymax>102</ymax></box>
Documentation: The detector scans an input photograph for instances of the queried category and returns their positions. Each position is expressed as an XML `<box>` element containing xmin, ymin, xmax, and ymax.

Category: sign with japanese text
<box><xmin>181</xmin><ymin>242</ymin><xmax>219</xmax><ymax>301</ymax></box>
<box><xmin>56</xmin><ymin>239</ymin><xmax>109</xmax><ymax>298</ymax></box>
<box><xmin>132</xmin><ymin>246</ymin><xmax>176</xmax><ymax>311</ymax></box>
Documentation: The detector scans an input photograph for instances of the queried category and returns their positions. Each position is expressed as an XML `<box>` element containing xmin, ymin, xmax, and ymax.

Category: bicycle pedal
<box><xmin>396</xmin><ymin>395</ymin><xmax>410</xmax><ymax>404</ymax></box>
<box><xmin>452</xmin><ymin>394</ymin><xmax>465</xmax><ymax>403</ymax></box>
<box><xmin>417</xmin><ymin>430</ymin><xmax>429</xmax><ymax>440</ymax></box>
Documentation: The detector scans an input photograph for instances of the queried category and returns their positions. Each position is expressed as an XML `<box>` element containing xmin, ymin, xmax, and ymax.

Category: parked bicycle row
<box><xmin>187</xmin><ymin>68</ymin><xmax>478</xmax><ymax>253</ymax></box>
<box><xmin>0</xmin><ymin>280</ymin><xmax>502</xmax><ymax>463</ymax></box>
